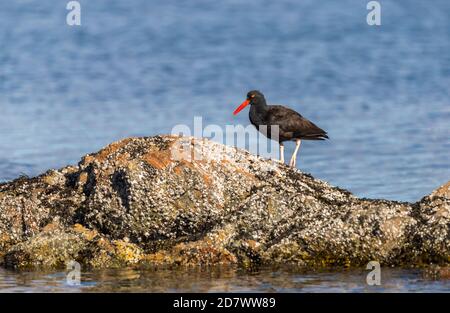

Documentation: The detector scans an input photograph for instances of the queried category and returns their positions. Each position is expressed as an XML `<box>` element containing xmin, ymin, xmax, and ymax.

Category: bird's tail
<box><xmin>296</xmin><ymin>133</ymin><xmax>329</xmax><ymax>140</ymax></box>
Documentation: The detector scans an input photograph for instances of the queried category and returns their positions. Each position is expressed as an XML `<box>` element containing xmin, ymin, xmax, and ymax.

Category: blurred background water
<box><xmin>0</xmin><ymin>0</ymin><xmax>449</xmax><ymax>293</ymax></box>
<box><xmin>0</xmin><ymin>0</ymin><xmax>449</xmax><ymax>202</ymax></box>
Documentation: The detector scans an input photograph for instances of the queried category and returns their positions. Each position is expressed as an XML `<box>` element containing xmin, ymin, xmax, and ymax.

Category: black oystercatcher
<box><xmin>233</xmin><ymin>90</ymin><xmax>328</xmax><ymax>167</ymax></box>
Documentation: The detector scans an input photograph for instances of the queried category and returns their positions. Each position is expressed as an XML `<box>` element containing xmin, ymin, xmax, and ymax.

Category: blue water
<box><xmin>0</xmin><ymin>0</ymin><xmax>449</xmax><ymax>202</ymax></box>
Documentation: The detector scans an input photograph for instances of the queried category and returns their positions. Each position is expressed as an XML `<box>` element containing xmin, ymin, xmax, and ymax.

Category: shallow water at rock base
<box><xmin>0</xmin><ymin>266</ymin><xmax>448</xmax><ymax>293</ymax></box>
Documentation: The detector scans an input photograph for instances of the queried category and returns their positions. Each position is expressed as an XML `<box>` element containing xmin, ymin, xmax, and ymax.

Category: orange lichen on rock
<box><xmin>72</xmin><ymin>224</ymin><xmax>98</xmax><ymax>241</ymax></box>
<box><xmin>83</xmin><ymin>137</ymin><xmax>134</xmax><ymax>164</ymax></box>
<box><xmin>78</xmin><ymin>172</ymin><xmax>89</xmax><ymax>185</ymax></box>
<box><xmin>41</xmin><ymin>222</ymin><xmax>61</xmax><ymax>233</ymax></box>
<box><xmin>143</xmin><ymin>150</ymin><xmax>172</xmax><ymax>169</ymax></box>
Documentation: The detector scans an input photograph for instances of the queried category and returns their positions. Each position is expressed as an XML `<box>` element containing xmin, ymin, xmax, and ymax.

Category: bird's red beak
<box><xmin>233</xmin><ymin>100</ymin><xmax>250</xmax><ymax>115</ymax></box>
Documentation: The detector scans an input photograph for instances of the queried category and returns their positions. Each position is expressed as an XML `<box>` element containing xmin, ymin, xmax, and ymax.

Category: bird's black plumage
<box><xmin>246</xmin><ymin>90</ymin><xmax>328</xmax><ymax>143</ymax></box>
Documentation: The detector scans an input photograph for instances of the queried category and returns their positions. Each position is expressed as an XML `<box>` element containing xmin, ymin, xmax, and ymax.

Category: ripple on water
<box><xmin>0</xmin><ymin>267</ymin><xmax>449</xmax><ymax>293</ymax></box>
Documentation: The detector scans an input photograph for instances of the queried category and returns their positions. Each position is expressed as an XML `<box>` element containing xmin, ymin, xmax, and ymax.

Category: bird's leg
<box><xmin>279</xmin><ymin>143</ymin><xmax>284</xmax><ymax>163</ymax></box>
<box><xmin>289</xmin><ymin>139</ymin><xmax>302</xmax><ymax>167</ymax></box>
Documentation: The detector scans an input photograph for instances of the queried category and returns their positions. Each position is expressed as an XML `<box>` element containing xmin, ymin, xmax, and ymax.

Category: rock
<box><xmin>0</xmin><ymin>135</ymin><xmax>448</xmax><ymax>269</ymax></box>
<box><xmin>423</xmin><ymin>265</ymin><xmax>450</xmax><ymax>280</ymax></box>
<box><xmin>3</xmin><ymin>221</ymin><xmax>143</xmax><ymax>269</ymax></box>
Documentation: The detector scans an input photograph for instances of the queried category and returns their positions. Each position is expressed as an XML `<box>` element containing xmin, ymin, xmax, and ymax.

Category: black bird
<box><xmin>233</xmin><ymin>90</ymin><xmax>328</xmax><ymax>167</ymax></box>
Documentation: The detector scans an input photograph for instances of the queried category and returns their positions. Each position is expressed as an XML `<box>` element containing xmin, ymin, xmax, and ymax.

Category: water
<box><xmin>0</xmin><ymin>0</ymin><xmax>449</xmax><ymax>292</ymax></box>
<box><xmin>0</xmin><ymin>267</ymin><xmax>448</xmax><ymax>293</ymax></box>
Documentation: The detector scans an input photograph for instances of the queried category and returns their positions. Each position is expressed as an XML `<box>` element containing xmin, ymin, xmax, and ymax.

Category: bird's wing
<box><xmin>267</xmin><ymin>105</ymin><xmax>328</xmax><ymax>138</ymax></box>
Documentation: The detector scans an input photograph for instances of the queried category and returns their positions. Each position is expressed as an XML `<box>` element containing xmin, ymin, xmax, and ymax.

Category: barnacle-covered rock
<box><xmin>0</xmin><ymin>135</ymin><xmax>448</xmax><ymax>269</ymax></box>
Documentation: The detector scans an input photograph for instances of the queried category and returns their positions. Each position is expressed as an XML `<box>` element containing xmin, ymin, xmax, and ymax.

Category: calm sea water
<box><xmin>0</xmin><ymin>266</ymin><xmax>448</xmax><ymax>293</ymax></box>
<box><xmin>0</xmin><ymin>0</ymin><xmax>449</xmax><ymax>292</ymax></box>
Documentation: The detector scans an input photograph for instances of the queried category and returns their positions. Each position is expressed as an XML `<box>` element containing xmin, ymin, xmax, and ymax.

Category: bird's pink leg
<box><xmin>289</xmin><ymin>139</ymin><xmax>301</xmax><ymax>167</ymax></box>
<box><xmin>279</xmin><ymin>143</ymin><xmax>285</xmax><ymax>163</ymax></box>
